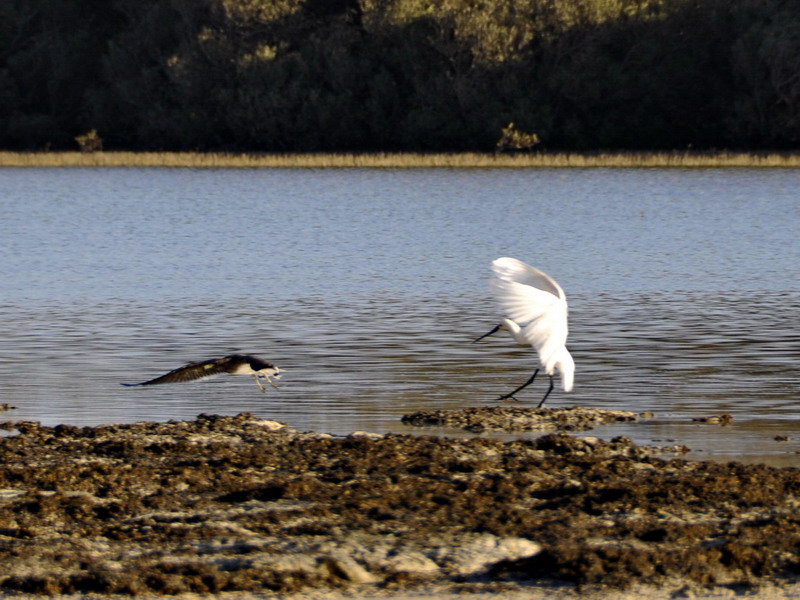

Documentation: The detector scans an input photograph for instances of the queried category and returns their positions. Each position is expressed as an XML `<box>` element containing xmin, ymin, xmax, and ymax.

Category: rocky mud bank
<box><xmin>401</xmin><ymin>406</ymin><xmax>642</xmax><ymax>433</ymax></box>
<box><xmin>0</xmin><ymin>409</ymin><xmax>799</xmax><ymax>597</ymax></box>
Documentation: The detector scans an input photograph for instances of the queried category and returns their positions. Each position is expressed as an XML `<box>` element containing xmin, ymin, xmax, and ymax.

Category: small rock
<box><xmin>349</xmin><ymin>431</ymin><xmax>384</xmax><ymax>440</ymax></box>
<box><xmin>691</xmin><ymin>414</ymin><xmax>734</xmax><ymax>425</ymax></box>
<box><xmin>383</xmin><ymin>551</ymin><xmax>440</xmax><ymax>575</ymax></box>
<box><xmin>0</xmin><ymin>488</ymin><xmax>25</xmax><ymax>500</ymax></box>
<box><xmin>249</xmin><ymin>419</ymin><xmax>286</xmax><ymax>431</ymax></box>
<box><xmin>323</xmin><ymin>555</ymin><xmax>377</xmax><ymax>583</ymax></box>
<box><xmin>775</xmin><ymin>435</ymin><xmax>790</xmax><ymax>442</ymax></box>
<box><xmin>438</xmin><ymin>534</ymin><xmax>541</xmax><ymax>576</ymax></box>
<box><xmin>495</xmin><ymin>537</ymin><xmax>542</xmax><ymax>559</ymax></box>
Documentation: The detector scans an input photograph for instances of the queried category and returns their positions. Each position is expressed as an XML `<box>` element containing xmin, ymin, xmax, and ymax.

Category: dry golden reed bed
<box><xmin>2</xmin><ymin>150</ymin><xmax>800</xmax><ymax>168</ymax></box>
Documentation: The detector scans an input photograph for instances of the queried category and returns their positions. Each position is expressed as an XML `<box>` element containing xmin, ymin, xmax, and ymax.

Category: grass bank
<box><xmin>2</xmin><ymin>151</ymin><xmax>800</xmax><ymax>168</ymax></box>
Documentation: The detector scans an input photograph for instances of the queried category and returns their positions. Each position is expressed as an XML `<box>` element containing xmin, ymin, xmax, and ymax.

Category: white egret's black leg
<box><xmin>495</xmin><ymin>369</ymin><xmax>539</xmax><ymax>402</ymax></box>
<box><xmin>473</xmin><ymin>325</ymin><xmax>501</xmax><ymax>343</ymax></box>
<box><xmin>536</xmin><ymin>375</ymin><xmax>555</xmax><ymax>408</ymax></box>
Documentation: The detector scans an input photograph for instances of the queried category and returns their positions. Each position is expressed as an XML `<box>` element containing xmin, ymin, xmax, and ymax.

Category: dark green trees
<box><xmin>1</xmin><ymin>0</ymin><xmax>798</xmax><ymax>151</ymax></box>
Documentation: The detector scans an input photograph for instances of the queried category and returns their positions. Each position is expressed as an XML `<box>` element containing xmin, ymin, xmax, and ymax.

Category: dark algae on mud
<box><xmin>0</xmin><ymin>413</ymin><xmax>799</xmax><ymax>595</ymax></box>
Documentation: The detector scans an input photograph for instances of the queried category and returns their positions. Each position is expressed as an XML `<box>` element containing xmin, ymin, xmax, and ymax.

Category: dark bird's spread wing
<box><xmin>123</xmin><ymin>357</ymin><xmax>235</xmax><ymax>386</ymax></box>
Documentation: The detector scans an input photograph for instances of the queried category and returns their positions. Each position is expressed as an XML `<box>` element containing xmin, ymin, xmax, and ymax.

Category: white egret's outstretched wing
<box><xmin>490</xmin><ymin>257</ymin><xmax>568</xmax><ymax>362</ymax></box>
<box><xmin>491</xmin><ymin>257</ymin><xmax>565</xmax><ymax>303</ymax></box>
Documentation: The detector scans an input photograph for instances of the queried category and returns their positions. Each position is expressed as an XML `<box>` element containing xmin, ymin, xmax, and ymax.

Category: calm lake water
<box><xmin>1</xmin><ymin>167</ymin><xmax>799</xmax><ymax>464</ymax></box>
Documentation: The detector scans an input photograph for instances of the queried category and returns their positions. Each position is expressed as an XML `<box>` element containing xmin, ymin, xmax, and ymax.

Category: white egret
<box><xmin>122</xmin><ymin>354</ymin><xmax>282</xmax><ymax>392</ymax></box>
<box><xmin>474</xmin><ymin>257</ymin><xmax>574</xmax><ymax>406</ymax></box>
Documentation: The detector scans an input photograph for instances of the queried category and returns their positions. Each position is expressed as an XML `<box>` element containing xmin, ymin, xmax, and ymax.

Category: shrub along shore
<box><xmin>3</xmin><ymin>151</ymin><xmax>800</xmax><ymax>169</ymax></box>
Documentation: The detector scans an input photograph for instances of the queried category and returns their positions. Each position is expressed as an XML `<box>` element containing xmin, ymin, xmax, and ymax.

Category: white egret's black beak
<box><xmin>473</xmin><ymin>324</ymin><xmax>501</xmax><ymax>343</ymax></box>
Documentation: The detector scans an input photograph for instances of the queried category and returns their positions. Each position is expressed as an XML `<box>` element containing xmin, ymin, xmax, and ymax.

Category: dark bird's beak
<box><xmin>473</xmin><ymin>324</ymin><xmax>501</xmax><ymax>343</ymax></box>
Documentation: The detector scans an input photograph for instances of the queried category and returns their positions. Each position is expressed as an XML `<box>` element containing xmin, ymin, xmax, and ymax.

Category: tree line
<box><xmin>1</xmin><ymin>0</ymin><xmax>798</xmax><ymax>152</ymax></box>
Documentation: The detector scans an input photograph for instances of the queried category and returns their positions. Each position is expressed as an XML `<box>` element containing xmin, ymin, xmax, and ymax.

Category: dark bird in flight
<box><xmin>122</xmin><ymin>354</ymin><xmax>282</xmax><ymax>392</ymax></box>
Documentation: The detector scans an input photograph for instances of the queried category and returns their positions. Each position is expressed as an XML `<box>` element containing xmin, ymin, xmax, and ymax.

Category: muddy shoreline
<box><xmin>1</xmin><ymin>408</ymin><xmax>799</xmax><ymax>598</ymax></box>
<box><xmin>401</xmin><ymin>406</ymin><xmax>642</xmax><ymax>433</ymax></box>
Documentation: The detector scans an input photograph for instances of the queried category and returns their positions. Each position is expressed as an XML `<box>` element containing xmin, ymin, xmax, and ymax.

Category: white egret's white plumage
<box><xmin>475</xmin><ymin>257</ymin><xmax>574</xmax><ymax>406</ymax></box>
<box><xmin>122</xmin><ymin>354</ymin><xmax>282</xmax><ymax>393</ymax></box>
